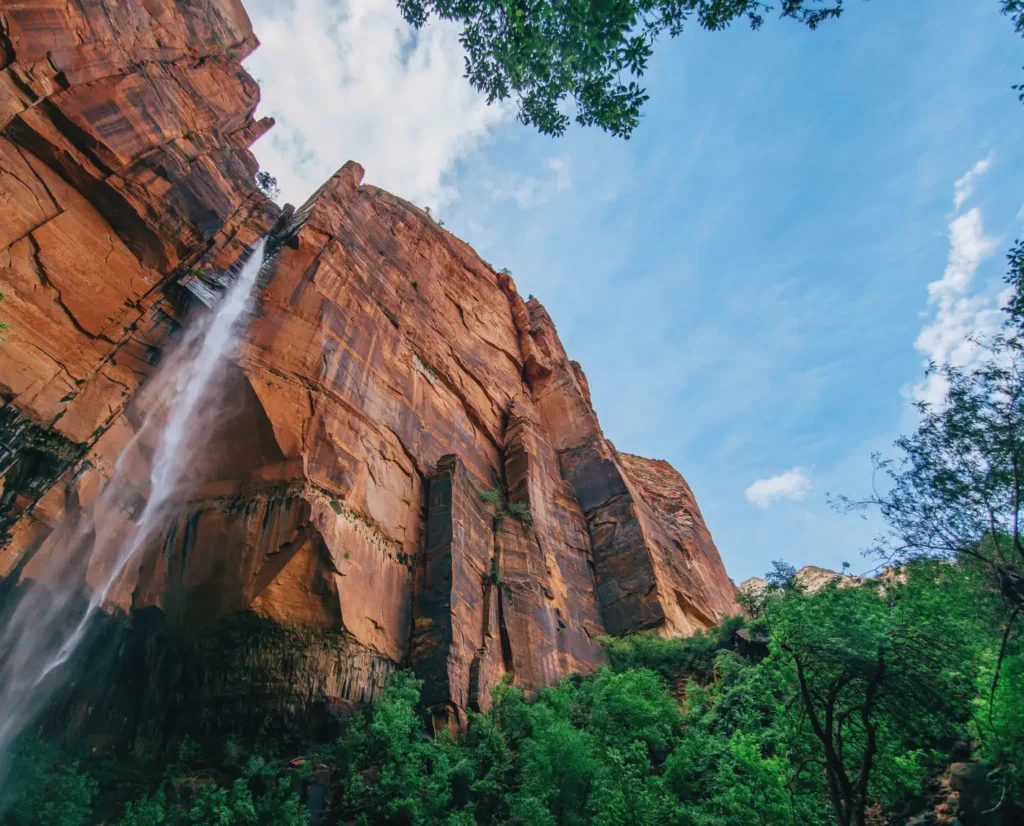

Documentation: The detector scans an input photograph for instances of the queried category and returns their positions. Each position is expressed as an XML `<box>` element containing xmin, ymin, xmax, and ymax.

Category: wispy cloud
<box><xmin>926</xmin><ymin>208</ymin><xmax>999</xmax><ymax>301</ymax></box>
<box><xmin>911</xmin><ymin>157</ymin><xmax>1002</xmax><ymax>406</ymax></box>
<box><xmin>486</xmin><ymin>157</ymin><xmax>572</xmax><ymax>209</ymax></box>
<box><xmin>952</xmin><ymin>152</ymin><xmax>992</xmax><ymax>211</ymax></box>
<box><xmin>244</xmin><ymin>0</ymin><xmax>507</xmax><ymax>207</ymax></box>
<box><xmin>745</xmin><ymin>467</ymin><xmax>812</xmax><ymax>508</ymax></box>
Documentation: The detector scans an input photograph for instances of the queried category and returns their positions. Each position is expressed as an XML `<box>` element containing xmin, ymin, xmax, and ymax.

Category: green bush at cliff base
<box><xmin>395</xmin><ymin>564</ymin><xmax>1006</xmax><ymax>826</ymax></box>
<box><xmin>598</xmin><ymin>613</ymin><xmax>746</xmax><ymax>684</ymax></box>
<box><xmin>1</xmin><ymin>558</ymin><xmax>1018</xmax><ymax>826</ymax></box>
<box><xmin>1</xmin><ymin>734</ymin><xmax>305</xmax><ymax>826</ymax></box>
<box><xmin>2</xmin><ymin>740</ymin><xmax>97</xmax><ymax>826</ymax></box>
<box><xmin>304</xmin><ymin>559</ymin><xmax>1014</xmax><ymax>826</ymax></box>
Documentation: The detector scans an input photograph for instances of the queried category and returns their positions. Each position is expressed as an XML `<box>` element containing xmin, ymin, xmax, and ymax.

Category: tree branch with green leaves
<box><xmin>396</xmin><ymin>1</ymin><xmax>846</xmax><ymax>138</ymax></box>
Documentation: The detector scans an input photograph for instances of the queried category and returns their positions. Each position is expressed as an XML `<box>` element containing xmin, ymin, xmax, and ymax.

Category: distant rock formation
<box><xmin>739</xmin><ymin>565</ymin><xmax>867</xmax><ymax>599</ymax></box>
<box><xmin>738</xmin><ymin>565</ymin><xmax>908</xmax><ymax>618</ymax></box>
<box><xmin>0</xmin><ymin>0</ymin><xmax>736</xmax><ymax>746</ymax></box>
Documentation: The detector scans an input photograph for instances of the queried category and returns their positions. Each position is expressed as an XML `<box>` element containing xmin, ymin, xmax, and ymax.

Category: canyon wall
<box><xmin>0</xmin><ymin>0</ymin><xmax>736</xmax><ymax>746</ymax></box>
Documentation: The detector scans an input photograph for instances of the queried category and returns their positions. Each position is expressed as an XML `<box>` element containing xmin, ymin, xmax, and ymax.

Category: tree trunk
<box><xmin>997</xmin><ymin>564</ymin><xmax>1024</xmax><ymax>606</ymax></box>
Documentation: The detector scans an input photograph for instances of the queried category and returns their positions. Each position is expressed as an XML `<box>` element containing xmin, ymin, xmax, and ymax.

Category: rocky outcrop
<box><xmin>738</xmin><ymin>565</ymin><xmax>905</xmax><ymax>610</ymax></box>
<box><xmin>0</xmin><ymin>0</ymin><xmax>737</xmax><ymax>746</ymax></box>
<box><xmin>900</xmin><ymin>760</ymin><xmax>1007</xmax><ymax>826</ymax></box>
<box><xmin>739</xmin><ymin>565</ymin><xmax>866</xmax><ymax>602</ymax></box>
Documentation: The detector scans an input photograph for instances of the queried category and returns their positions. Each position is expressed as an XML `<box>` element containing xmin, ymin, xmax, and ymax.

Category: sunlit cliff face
<box><xmin>0</xmin><ymin>0</ymin><xmax>734</xmax><ymax>758</ymax></box>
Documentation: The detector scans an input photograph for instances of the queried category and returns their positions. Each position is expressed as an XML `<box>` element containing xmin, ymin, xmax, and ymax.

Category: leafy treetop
<box><xmin>395</xmin><ymin>1</ymin><xmax>846</xmax><ymax>138</ymax></box>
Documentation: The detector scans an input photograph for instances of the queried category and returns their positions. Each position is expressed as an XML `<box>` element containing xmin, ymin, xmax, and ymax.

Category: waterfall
<box><xmin>0</xmin><ymin>238</ymin><xmax>268</xmax><ymax>789</ymax></box>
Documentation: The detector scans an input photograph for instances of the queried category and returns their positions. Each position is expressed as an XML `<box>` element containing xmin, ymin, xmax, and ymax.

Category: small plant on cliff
<box><xmin>255</xmin><ymin>171</ymin><xmax>280</xmax><ymax>200</ymax></box>
<box><xmin>0</xmin><ymin>292</ymin><xmax>9</xmax><ymax>342</ymax></box>
<box><xmin>478</xmin><ymin>486</ymin><xmax>505</xmax><ymax>508</ymax></box>
<box><xmin>478</xmin><ymin>486</ymin><xmax>533</xmax><ymax>525</ymax></box>
<box><xmin>506</xmin><ymin>500</ymin><xmax>532</xmax><ymax>524</ymax></box>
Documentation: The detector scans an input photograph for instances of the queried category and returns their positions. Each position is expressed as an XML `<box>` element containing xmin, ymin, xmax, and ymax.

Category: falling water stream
<box><xmin>0</xmin><ymin>239</ymin><xmax>267</xmax><ymax>791</ymax></box>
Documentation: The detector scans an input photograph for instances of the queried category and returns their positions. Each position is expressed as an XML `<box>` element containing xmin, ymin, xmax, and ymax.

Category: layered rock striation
<box><xmin>0</xmin><ymin>0</ymin><xmax>276</xmax><ymax>552</ymax></box>
<box><xmin>0</xmin><ymin>0</ymin><xmax>736</xmax><ymax>745</ymax></box>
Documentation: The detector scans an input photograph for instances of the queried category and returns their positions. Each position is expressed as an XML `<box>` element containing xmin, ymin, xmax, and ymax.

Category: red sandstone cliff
<box><xmin>0</xmin><ymin>0</ymin><xmax>736</xmax><ymax>743</ymax></box>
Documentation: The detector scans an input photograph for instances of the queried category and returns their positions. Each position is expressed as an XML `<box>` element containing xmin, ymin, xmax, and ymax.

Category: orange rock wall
<box><xmin>0</xmin><ymin>0</ymin><xmax>737</xmax><ymax>742</ymax></box>
<box><xmin>0</xmin><ymin>0</ymin><xmax>276</xmax><ymax>554</ymax></box>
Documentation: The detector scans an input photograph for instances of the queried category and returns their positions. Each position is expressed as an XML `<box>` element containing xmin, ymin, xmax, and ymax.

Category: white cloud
<box><xmin>952</xmin><ymin>152</ymin><xmax>992</xmax><ymax>211</ymax></box>
<box><xmin>244</xmin><ymin>0</ymin><xmax>508</xmax><ymax>208</ymax></box>
<box><xmin>1017</xmin><ymin>203</ymin><xmax>1024</xmax><ymax>223</ymax></box>
<box><xmin>926</xmin><ymin>209</ymin><xmax>998</xmax><ymax>301</ymax></box>
<box><xmin>745</xmin><ymin>467</ymin><xmax>812</xmax><ymax>508</ymax></box>
<box><xmin>910</xmin><ymin>156</ymin><xmax>1003</xmax><ymax>406</ymax></box>
<box><xmin>486</xmin><ymin>157</ymin><xmax>572</xmax><ymax>208</ymax></box>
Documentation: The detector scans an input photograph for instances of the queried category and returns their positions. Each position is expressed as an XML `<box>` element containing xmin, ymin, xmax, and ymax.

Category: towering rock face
<box><xmin>0</xmin><ymin>0</ymin><xmax>276</xmax><ymax>555</ymax></box>
<box><xmin>0</xmin><ymin>0</ymin><xmax>736</xmax><ymax>746</ymax></box>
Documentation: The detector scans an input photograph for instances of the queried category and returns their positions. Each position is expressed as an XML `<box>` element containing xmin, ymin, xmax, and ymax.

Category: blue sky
<box><xmin>245</xmin><ymin>0</ymin><xmax>1024</xmax><ymax>583</ymax></box>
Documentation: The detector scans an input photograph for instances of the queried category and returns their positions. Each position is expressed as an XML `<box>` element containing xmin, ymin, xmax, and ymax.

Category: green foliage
<box><xmin>478</xmin><ymin>487</ymin><xmax>505</xmax><ymax>507</ymax></box>
<box><xmin>108</xmin><ymin>735</ymin><xmax>305</xmax><ymax>826</ymax></box>
<box><xmin>395</xmin><ymin>1</ymin><xmax>845</xmax><ymax>138</ymax></box>
<box><xmin>387</xmin><ymin>0</ymin><xmax>1024</xmax><ymax>137</ymax></box>
<box><xmin>1006</xmin><ymin>0</ymin><xmax>1024</xmax><ymax>33</ymax></box>
<box><xmin>765</xmin><ymin>559</ymin><xmax>799</xmax><ymax>589</ymax></box>
<box><xmin>598</xmin><ymin>614</ymin><xmax>744</xmax><ymax>684</ymax></box>
<box><xmin>320</xmin><ymin>577</ymin><xmax>999</xmax><ymax>826</ymax></box>
<box><xmin>254</xmin><ymin>171</ymin><xmax>280</xmax><ymax>200</ymax></box>
<box><xmin>765</xmin><ymin>572</ymin><xmax>979</xmax><ymax>825</ymax></box>
<box><xmin>0</xmin><ymin>733</ymin><xmax>305</xmax><ymax>826</ymax></box>
<box><xmin>334</xmin><ymin>671</ymin><xmax>467</xmax><ymax>824</ymax></box>
<box><xmin>477</xmin><ymin>486</ymin><xmax>533</xmax><ymax>525</ymax></box>
<box><xmin>832</xmin><ymin>228</ymin><xmax>1024</xmax><ymax>811</ymax></box>
<box><xmin>505</xmin><ymin>501</ymin><xmax>532</xmax><ymax>525</ymax></box>
<box><xmin>834</xmin><ymin>238</ymin><xmax>1024</xmax><ymax>609</ymax></box>
<box><xmin>3</xmin><ymin>740</ymin><xmax>98</xmax><ymax>826</ymax></box>
<box><xmin>985</xmin><ymin>650</ymin><xmax>1024</xmax><ymax>800</ymax></box>
<box><xmin>1002</xmin><ymin>1</ymin><xmax>1024</xmax><ymax>100</ymax></box>
<box><xmin>3</xmin><ymin>563</ymin><xmax>1017</xmax><ymax>825</ymax></box>
<box><xmin>0</xmin><ymin>291</ymin><xmax>9</xmax><ymax>340</ymax></box>
<box><xmin>116</xmin><ymin>793</ymin><xmax>167</xmax><ymax>826</ymax></box>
